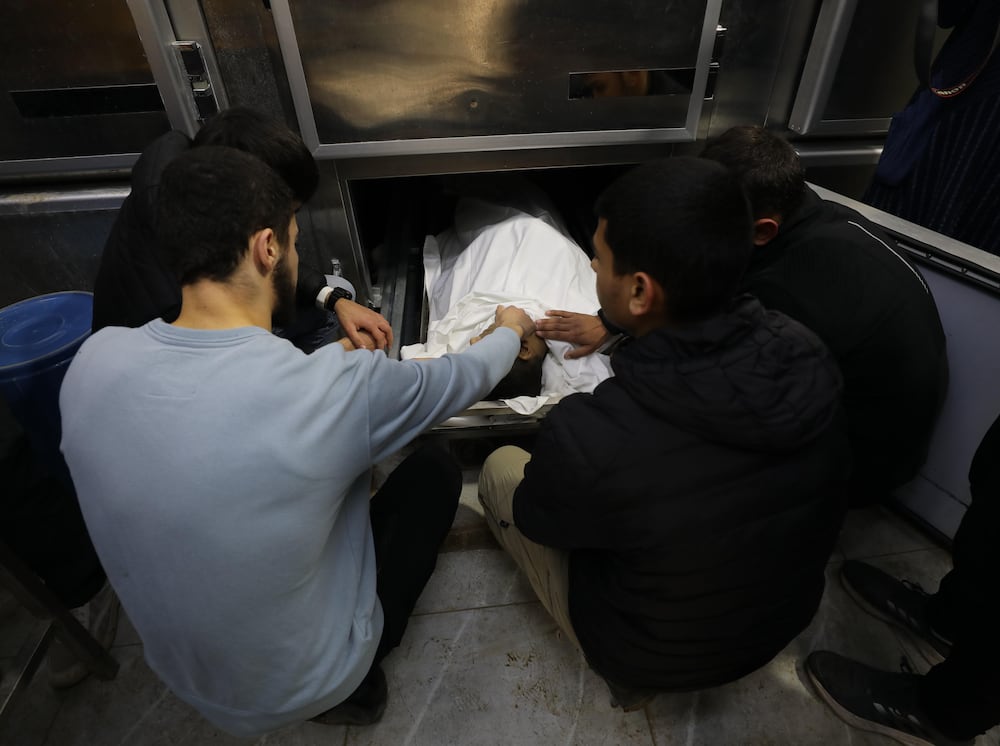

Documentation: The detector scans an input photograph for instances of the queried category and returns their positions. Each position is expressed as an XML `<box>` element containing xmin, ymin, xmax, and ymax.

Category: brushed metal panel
<box><xmin>0</xmin><ymin>1</ymin><xmax>169</xmax><ymax>164</ymax></box>
<box><xmin>199</xmin><ymin>0</ymin><xmax>297</xmax><ymax>126</ymax></box>
<box><xmin>708</xmin><ymin>0</ymin><xmax>816</xmax><ymax>136</ymax></box>
<box><xmin>273</xmin><ymin>0</ymin><xmax>722</xmax><ymax>155</ymax></box>
<box><xmin>790</xmin><ymin>0</ymin><xmax>946</xmax><ymax>135</ymax></box>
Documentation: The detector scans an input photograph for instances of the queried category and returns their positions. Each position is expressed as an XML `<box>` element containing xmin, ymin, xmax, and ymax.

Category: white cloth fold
<box><xmin>401</xmin><ymin>198</ymin><xmax>613</xmax><ymax>414</ymax></box>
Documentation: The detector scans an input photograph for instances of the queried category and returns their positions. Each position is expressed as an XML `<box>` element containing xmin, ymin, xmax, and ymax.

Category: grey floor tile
<box><xmin>0</xmin><ymin>610</ymin><xmax>57</xmax><ymax>746</ymax></box>
<box><xmin>5</xmin><ymin>642</ymin><xmax>352</xmax><ymax>746</ymax></box>
<box><xmin>837</xmin><ymin>505</ymin><xmax>941</xmax><ymax>560</ymax></box>
<box><xmin>349</xmin><ymin>603</ymin><xmax>653</xmax><ymax>746</ymax></box>
<box><xmin>261</xmin><ymin>722</ymin><xmax>348</xmax><ymax>745</ymax></box>
<box><xmin>32</xmin><ymin>647</ymin><xmax>252</xmax><ymax>746</ymax></box>
<box><xmin>5</xmin><ymin>483</ymin><xmax>996</xmax><ymax>746</ymax></box>
<box><xmin>441</xmin><ymin>468</ymin><xmax>498</xmax><ymax>553</ymax></box>
<box><xmin>111</xmin><ymin>607</ymin><xmax>141</xmax><ymax>649</ymax></box>
<box><xmin>0</xmin><ymin>603</ymin><xmax>44</xmax><ymax>659</ymax></box>
<box><xmin>0</xmin><ymin>660</ymin><xmax>61</xmax><ymax>746</ymax></box>
<box><xmin>647</xmin><ymin>653</ymin><xmax>887</xmax><ymax>746</ymax></box>
<box><xmin>451</xmin><ymin>472</ymin><xmax>484</xmax><ymax>532</ymax></box>
<box><xmin>460</xmin><ymin>469</ymin><xmax>482</xmax><ymax>503</ymax></box>
<box><xmin>442</xmin><ymin>504</ymin><xmax>497</xmax><ymax>553</ymax></box>
<box><xmin>649</xmin><ymin>564</ymin><xmax>903</xmax><ymax>746</ymax></box>
<box><xmin>647</xmin><ymin>561</ymin><xmax>907</xmax><ymax>746</ymax></box>
<box><xmin>413</xmin><ymin>548</ymin><xmax>535</xmax><ymax>616</ymax></box>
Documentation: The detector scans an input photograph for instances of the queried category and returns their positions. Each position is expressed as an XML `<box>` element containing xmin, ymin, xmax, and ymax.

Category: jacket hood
<box><xmin>610</xmin><ymin>296</ymin><xmax>842</xmax><ymax>452</ymax></box>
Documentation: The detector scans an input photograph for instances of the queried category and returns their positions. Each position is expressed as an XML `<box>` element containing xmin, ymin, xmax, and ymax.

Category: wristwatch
<box><xmin>324</xmin><ymin>286</ymin><xmax>354</xmax><ymax>311</ymax></box>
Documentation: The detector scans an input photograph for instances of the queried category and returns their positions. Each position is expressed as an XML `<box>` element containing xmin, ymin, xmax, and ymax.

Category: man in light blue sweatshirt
<box><xmin>59</xmin><ymin>146</ymin><xmax>535</xmax><ymax>737</ymax></box>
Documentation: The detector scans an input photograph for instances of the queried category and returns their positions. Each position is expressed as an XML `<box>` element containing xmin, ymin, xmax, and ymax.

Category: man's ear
<box><xmin>752</xmin><ymin>217</ymin><xmax>780</xmax><ymax>246</ymax></box>
<box><xmin>249</xmin><ymin>227</ymin><xmax>278</xmax><ymax>273</ymax></box>
<box><xmin>627</xmin><ymin>271</ymin><xmax>665</xmax><ymax>317</ymax></box>
<box><xmin>517</xmin><ymin>341</ymin><xmax>533</xmax><ymax>361</ymax></box>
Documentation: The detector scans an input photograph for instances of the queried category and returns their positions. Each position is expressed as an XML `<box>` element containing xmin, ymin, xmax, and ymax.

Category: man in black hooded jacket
<box><xmin>478</xmin><ymin>157</ymin><xmax>851</xmax><ymax>708</ymax></box>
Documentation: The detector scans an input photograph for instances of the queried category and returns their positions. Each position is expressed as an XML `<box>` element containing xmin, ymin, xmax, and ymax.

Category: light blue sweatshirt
<box><xmin>59</xmin><ymin>319</ymin><xmax>519</xmax><ymax>736</ymax></box>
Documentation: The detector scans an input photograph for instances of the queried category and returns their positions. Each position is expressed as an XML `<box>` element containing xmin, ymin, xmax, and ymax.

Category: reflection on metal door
<box><xmin>789</xmin><ymin>0</ymin><xmax>944</xmax><ymax>136</ymax></box>
<box><xmin>270</xmin><ymin>0</ymin><xmax>724</xmax><ymax>157</ymax></box>
<box><xmin>128</xmin><ymin>0</ymin><xmax>228</xmax><ymax>138</ymax></box>
<box><xmin>0</xmin><ymin>0</ymin><xmax>229</xmax><ymax>179</ymax></box>
<box><xmin>0</xmin><ymin>1</ymin><xmax>168</xmax><ymax>176</ymax></box>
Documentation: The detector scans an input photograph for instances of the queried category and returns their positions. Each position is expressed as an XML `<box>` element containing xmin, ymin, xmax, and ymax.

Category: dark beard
<box><xmin>271</xmin><ymin>254</ymin><xmax>297</xmax><ymax>328</ymax></box>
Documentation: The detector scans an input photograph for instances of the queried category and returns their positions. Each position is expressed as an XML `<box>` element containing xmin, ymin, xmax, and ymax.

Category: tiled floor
<box><xmin>2</xmin><ymin>471</ymin><xmax>998</xmax><ymax>746</ymax></box>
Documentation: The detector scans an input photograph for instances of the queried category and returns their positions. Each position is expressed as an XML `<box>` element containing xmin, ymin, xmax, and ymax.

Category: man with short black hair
<box><xmin>60</xmin><ymin>146</ymin><xmax>537</xmax><ymax>737</ymax></box>
<box><xmin>92</xmin><ymin>106</ymin><xmax>390</xmax><ymax>353</ymax></box>
<box><xmin>479</xmin><ymin>157</ymin><xmax>851</xmax><ymax>708</ymax></box>
<box><xmin>540</xmin><ymin>130</ymin><xmax>948</xmax><ymax>507</ymax></box>
<box><xmin>701</xmin><ymin>125</ymin><xmax>948</xmax><ymax>505</ymax></box>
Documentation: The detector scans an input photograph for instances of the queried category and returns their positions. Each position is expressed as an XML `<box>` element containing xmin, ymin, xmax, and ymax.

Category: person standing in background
<box><xmin>865</xmin><ymin>0</ymin><xmax>1000</xmax><ymax>255</ymax></box>
<box><xmin>807</xmin><ymin>410</ymin><xmax>1000</xmax><ymax>746</ymax></box>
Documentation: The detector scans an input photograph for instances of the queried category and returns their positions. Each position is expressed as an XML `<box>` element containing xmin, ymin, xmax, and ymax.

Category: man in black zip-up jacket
<box><xmin>479</xmin><ymin>157</ymin><xmax>851</xmax><ymax>705</ymax></box>
<box><xmin>701</xmin><ymin>126</ymin><xmax>947</xmax><ymax>505</ymax></box>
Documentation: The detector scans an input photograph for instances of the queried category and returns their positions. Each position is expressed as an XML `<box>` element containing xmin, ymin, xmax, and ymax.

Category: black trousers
<box><xmin>368</xmin><ymin>444</ymin><xmax>461</xmax><ymax>664</ymax></box>
<box><xmin>273</xmin><ymin>307</ymin><xmax>342</xmax><ymax>355</ymax></box>
<box><xmin>921</xmin><ymin>413</ymin><xmax>1000</xmax><ymax>740</ymax></box>
<box><xmin>0</xmin><ymin>430</ymin><xmax>105</xmax><ymax>609</ymax></box>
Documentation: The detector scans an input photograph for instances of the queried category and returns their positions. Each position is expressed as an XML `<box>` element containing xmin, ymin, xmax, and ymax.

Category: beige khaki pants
<box><xmin>477</xmin><ymin>445</ymin><xmax>580</xmax><ymax>649</ymax></box>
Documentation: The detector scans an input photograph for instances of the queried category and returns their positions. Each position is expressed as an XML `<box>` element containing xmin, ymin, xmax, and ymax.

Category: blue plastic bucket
<box><xmin>0</xmin><ymin>291</ymin><xmax>93</xmax><ymax>481</ymax></box>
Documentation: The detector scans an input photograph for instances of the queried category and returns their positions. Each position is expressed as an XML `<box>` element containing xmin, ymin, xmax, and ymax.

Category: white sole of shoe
<box><xmin>806</xmin><ymin>666</ymin><xmax>934</xmax><ymax>746</ymax></box>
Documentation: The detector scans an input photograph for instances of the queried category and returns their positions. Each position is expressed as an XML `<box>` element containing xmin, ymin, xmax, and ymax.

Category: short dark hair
<box><xmin>193</xmin><ymin>107</ymin><xmax>319</xmax><ymax>204</ymax></box>
<box><xmin>699</xmin><ymin>125</ymin><xmax>806</xmax><ymax>220</ymax></box>
<box><xmin>487</xmin><ymin>352</ymin><xmax>545</xmax><ymax>400</ymax></box>
<box><xmin>594</xmin><ymin>156</ymin><xmax>753</xmax><ymax>323</ymax></box>
<box><xmin>157</xmin><ymin>146</ymin><xmax>294</xmax><ymax>286</ymax></box>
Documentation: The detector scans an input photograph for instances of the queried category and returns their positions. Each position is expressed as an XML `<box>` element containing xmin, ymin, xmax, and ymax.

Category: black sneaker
<box><xmin>841</xmin><ymin>561</ymin><xmax>952</xmax><ymax>666</ymax></box>
<box><xmin>806</xmin><ymin>651</ymin><xmax>972</xmax><ymax>746</ymax></box>
<box><xmin>311</xmin><ymin>664</ymin><xmax>388</xmax><ymax>726</ymax></box>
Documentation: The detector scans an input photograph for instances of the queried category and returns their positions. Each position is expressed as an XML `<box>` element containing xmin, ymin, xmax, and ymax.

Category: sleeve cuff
<box><xmin>316</xmin><ymin>286</ymin><xmax>333</xmax><ymax>310</ymax></box>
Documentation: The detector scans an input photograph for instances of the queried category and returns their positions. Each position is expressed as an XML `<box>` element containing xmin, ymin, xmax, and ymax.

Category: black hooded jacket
<box><xmin>91</xmin><ymin>131</ymin><xmax>329</xmax><ymax>333</ymax></box>
<box><xmin>743</xmin><ymin>188</ymin><xmax>947</xmax><ymax>499</ymax></box>
<box><xmin>512</xmin><ymin>297</ymin><xmax>851</xmax><ymax>690</ymax></box>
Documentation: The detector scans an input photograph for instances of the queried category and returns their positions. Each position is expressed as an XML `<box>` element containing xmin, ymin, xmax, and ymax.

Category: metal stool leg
<box><xmin>0</xmin><ymin>541</ymin><xmax>118</xmax><ymax>721</ymax></box>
